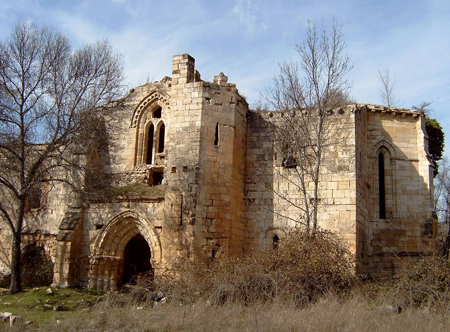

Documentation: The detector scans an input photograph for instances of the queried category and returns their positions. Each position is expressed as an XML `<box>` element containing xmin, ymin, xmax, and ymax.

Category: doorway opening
<box><xmin>121</xmin><ymin>234</ymin><xmax>153</xmax><ymax>284</ymax></box>
<box><xmin>21</xmin><ymin>245</ymin><xmax>54</xmax><ymax>287</ymax></box>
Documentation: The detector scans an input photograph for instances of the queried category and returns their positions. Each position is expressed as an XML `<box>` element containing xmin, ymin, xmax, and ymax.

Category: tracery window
<box><xmin>146</xmin><ymin>124</ymin><xmax>154</xmax><ymax>164</ymax></box>
<box><xmin>153</xmin><ymin>106</ymin><xmax>162</xmax><ymax>118</ymax></box>
<box><xmin>158</xmin><ymin>123</ymin><xmax>165</xmax><ymax>153</ymax></box>
<box><xmin>144</xmin><ymin>121</ymin><xmax>165</xmax><ymax>165</ymax></box>
<box><xmin>135</xmin><ymin>103</ymin><xmax>166</xmax><ymax>167</ymax></box>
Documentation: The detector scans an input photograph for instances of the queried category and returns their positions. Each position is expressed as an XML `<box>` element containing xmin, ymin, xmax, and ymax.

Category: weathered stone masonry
<box><xmin>0</xmin><ymin>54</ymin><xmax>437</xmax><ymax>289</ymax></box>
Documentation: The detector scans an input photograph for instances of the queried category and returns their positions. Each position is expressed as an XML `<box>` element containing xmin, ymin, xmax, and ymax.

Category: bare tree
<box><xmin>434</xmin><ymin>158</ymin><xmax>450</xmax><ymax>258</ymax></box>
<box><xmin>0</xmin><ymin>22</ymin><xmax>124</xmax><ymax>293</ymax></box>
<box><xmin>265</xmin><ymin>20</ymin><xmax>353</xmax><ymax>236</ymax></box>
<box><xmin>378</xmin><ymin>68</ymin><xmax>398</xmax><ymax>107</ymax></box>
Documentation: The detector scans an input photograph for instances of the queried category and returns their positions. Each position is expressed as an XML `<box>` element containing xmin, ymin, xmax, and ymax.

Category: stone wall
<box><xmin>0</xmin><ymin>53</ymin><xmax>437</xmax><ymax>289</ymax></box>
<box><xmin>164</xmin><ymin>54</ymin><xmax>249</xmax><ymax>264</ymax></box>
<box><xmin>245</xmin><ymin>108</ymin><xmax>358</xmax><ymax>253</ymax></box>
<box><xmin>358</xmin><ymin>105</ymin><xmax>436</xmax><ymax>275</ymax></box>
<box><xmin>355</xmin><ymin>106</ymin><xmax>370</xmax><ymax>272</ymax></box>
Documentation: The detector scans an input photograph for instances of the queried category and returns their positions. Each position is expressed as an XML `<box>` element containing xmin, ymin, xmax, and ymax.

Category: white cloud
<box><xmin>232</xmin><ymin>0</ymin><xmax>268</xmax><ymax>36</ymax></box>
<box><xmin>1</xmin><ymin>0</ymin><xmax>450</xmax><ymax>155</ymax></box>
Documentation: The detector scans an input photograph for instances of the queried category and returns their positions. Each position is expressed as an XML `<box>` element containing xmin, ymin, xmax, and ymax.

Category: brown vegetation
<box><xmin>3</xmin><ymin>230</ymin><xmax>450</xmax><ymax>331</ymax></box>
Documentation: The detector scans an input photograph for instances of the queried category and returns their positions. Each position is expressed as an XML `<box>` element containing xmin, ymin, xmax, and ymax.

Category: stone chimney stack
<box><xmin>172</xmin><ymin>54</ymin><xmax>195</xmax><ymax>85</ymax></box>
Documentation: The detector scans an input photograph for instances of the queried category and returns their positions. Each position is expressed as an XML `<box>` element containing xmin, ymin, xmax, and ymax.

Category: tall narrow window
<box><xmin>378</xmin><ymin>152</ymin><xmax>386</xmax><ymax>219</ymax></box>
<box><xmin>214</xmin><ymin>123</ymin><xmax>219</xmax><ymax>146</ymax></box>
<box><xmin>146</xmin><ymin>124</ymin><xmax>154</xmax><ymax>164</ymax></box>
<box><xmin>158</xmin><ymin>123</ymin><xmax>165</xmax><ymax>153</ymax></box>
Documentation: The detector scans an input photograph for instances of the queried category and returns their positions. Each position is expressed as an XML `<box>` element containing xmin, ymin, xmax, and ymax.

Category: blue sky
<box><xmin>1</xmin><ymin>0</ymin><xmax>449</xmax><ymax>152</ymax></box>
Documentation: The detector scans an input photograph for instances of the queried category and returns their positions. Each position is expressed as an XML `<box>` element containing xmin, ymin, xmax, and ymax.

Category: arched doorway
<box><xmin>122</xmin><ymin>234</ymin><xmax>153</xmax><ymax>284</ymax></box>
<box><xmin>89</xmin><ymin>211</ymin><xmax>162</xmax><ymax>291</ymax></box>
<box><xmin>21</xmin><ymin>245</ymin><xmax>54</xmax><ymax>287</ymax></box>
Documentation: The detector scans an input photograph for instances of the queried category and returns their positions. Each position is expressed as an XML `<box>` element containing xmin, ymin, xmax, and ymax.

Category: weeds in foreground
<box><xmin>3</xmin><ymin>230</ymin><xmax>450</xmax><ymax>330</ymax></box>
<box><xmin>8</xmin><ymin>292</ymin><xmax>450</xmax><ymax>332</ymax></box>
<box><xmin>393</xmin><ymin>254</ymin><xmax>450</xmax><ymax>312</ymax></box>
<box><xmin>129</xmin><ymin>229</ymin><xmax>356</xmax><ymax>307</ymax></box>
<box><xmin>206</xmin><ymin>229</ymin><xmax>356</xmax><ymax>306</ymax></box>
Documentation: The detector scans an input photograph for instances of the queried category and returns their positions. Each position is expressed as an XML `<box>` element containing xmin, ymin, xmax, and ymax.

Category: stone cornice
<box><xmin>359</xmin><ymin>104</ymin><xmax>422</xmax><ymax>118</ymax></box>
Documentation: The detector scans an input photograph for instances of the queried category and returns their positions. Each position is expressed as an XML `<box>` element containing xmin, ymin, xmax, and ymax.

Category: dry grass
<box><xmin>148</xmin><ymin>229</ymin><xmax>356</xmax><ymax>308</ymax></box>
<box><xmin>23</xmin><ymin>294</ymin><xmax>449</xmax><ymax>331</ymax></box>
<box><xmin>4</xmin><ymin>230</ymin><xmax>450</xmax><ymax>330</ymax></box>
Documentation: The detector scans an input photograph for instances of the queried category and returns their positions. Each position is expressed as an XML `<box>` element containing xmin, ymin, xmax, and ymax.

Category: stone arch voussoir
<box><xmin>89</xmin><ymin>211</ymin><xmax>162</xmax><ymax>290</ymax></box>
<box><xmin>131</xmin><ymin>90</ymin><xmax>170</xmax><ymax>128</ymax></box>
<box><xmin>371</xmin><ymin>139</ymin><xmax>396</xmax><ymax>158</ymax></box>
<box><xmin>94</xmin><ymin>210</ymin><xmax>161</xmax><ymax>264</ymax></box>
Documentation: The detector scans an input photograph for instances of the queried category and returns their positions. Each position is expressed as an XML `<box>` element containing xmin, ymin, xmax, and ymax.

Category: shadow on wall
<box><xmin>361</xmin><ymin>109</ymin><xmax>435</xmax><ymax>276</ymax></box>
<box><xmin>245</xmin><ymin>107</ymin><xmax>435</xmax><ymax>276</ymax></box>
<box><xmin>245</xmin><ymin>111</ymin><xmax>275</xmax><ymax>250</ymax></box>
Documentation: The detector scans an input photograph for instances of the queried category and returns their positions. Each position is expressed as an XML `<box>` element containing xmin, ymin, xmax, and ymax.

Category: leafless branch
<box><xmin>378</xmin><ymin>68</ymin><xmax>398</xmax><ymax>107</ymax></box>
<box><xmin>264</xmin><ymin>20</ymin><xmax>352</xmax><ymax>235</ymax></box>
<box><xmin>0</xmin><ymin>21</ymin><xmax>125</xmax><ymax>293</ymax></box>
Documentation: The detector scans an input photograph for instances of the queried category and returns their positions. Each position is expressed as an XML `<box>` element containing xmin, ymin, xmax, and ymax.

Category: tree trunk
<box><xmin>9</xmin><ymin>200</ymin><xmax>25</xmax><ymax>294</ymax></box>
<box><xmin>9</xmin><ymin>230</ymin><xmax>22</xmax><ymax>293</ymax></box>
<box><xmin>443</xmin><ymin>216</ymin><xmax>450</xmax><ymax>259</ymax></box>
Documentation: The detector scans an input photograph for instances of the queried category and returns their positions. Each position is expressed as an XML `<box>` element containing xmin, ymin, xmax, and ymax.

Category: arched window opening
<box><xmin>122</xmin><ymin>234</ymin><xmax>152</xmax><ymax>284</ymax></box>
<box><xmin>158</xmin><ymin>123</ymin><xmax>165</xmax><ymax>153</ymax></box>
<box><xmin>153</xmin><ymin>107</ymin><xmax>162</xmax><ymax>118</ymax></box>
<box><xmin>214</xmin><ymin>123</ymin><xmax>219</xmax><ymax>146</ymax></box>
<box><xmin>378</xmin><ymin>152</ymin><xmax>386</xmax><ymax>219</ymax></box>
<box><xmin>146</xmin><ymin>124</ymin><xmax>154</xmax><ymax>164</ymax></box>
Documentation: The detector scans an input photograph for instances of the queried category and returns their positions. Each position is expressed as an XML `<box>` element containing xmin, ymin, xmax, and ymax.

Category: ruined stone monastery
<box><xmin>0</xmin><ymin>54</ymin><xmax>437</xmax><ymax>290</ymax></box>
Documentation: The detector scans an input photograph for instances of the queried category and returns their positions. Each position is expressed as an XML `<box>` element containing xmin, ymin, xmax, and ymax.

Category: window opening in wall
<box><xmin>146</xmin><ymin>124</ymin><xmax>154</xmax><ymax>164</ymax></box>
<box><xmin>282</xmin><ymin>155</ymin><xmax>297</xmax><ymax>168</ymax></box>
<box><xmin>378</xmin><ymin>152</ymin><xmax>386</xmax><ymax>219</ymax></box>
<box><xmin>158</xmin><ymin>123</ymin><xmax>165</xmax><ymax>153</ymax></box>
<box><xmin>26</xmin><ymin>186</ymin><xmax>42</xmax><ymax>211</ymax></box>
<box><xmin>214</xmin><ymin>123</ymin><xmax>219</xmax><ymax>146</ymax></box>
<box><xmin>153</xmin><ymin>107</ymin><xmax>162</xmax><ymax>118</ymax></box>
<box><xmin>282</xmin><ymin>143</ymin><xmax>297</xmax><ymax>168</ymax></box>
<box><xmin>273</xmin><ymin>234</ymin><xmax>279</xmax><ymax>249</ymax></box>
<box><xmin>152</xmin><ymin>171</ymin><xmax>164</xmax><ymax>185</ymax></box>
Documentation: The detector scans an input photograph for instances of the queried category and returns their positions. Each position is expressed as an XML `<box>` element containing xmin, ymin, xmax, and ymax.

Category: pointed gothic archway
<box><xmin>122</xmin><ymin>234</ymin><xmax>153</xmax><ymax>284</ymax></box>
<box><xmin>88</xmin><ymin>211</ymin><xmax>161</xmax><ymax>291</ymax></box>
